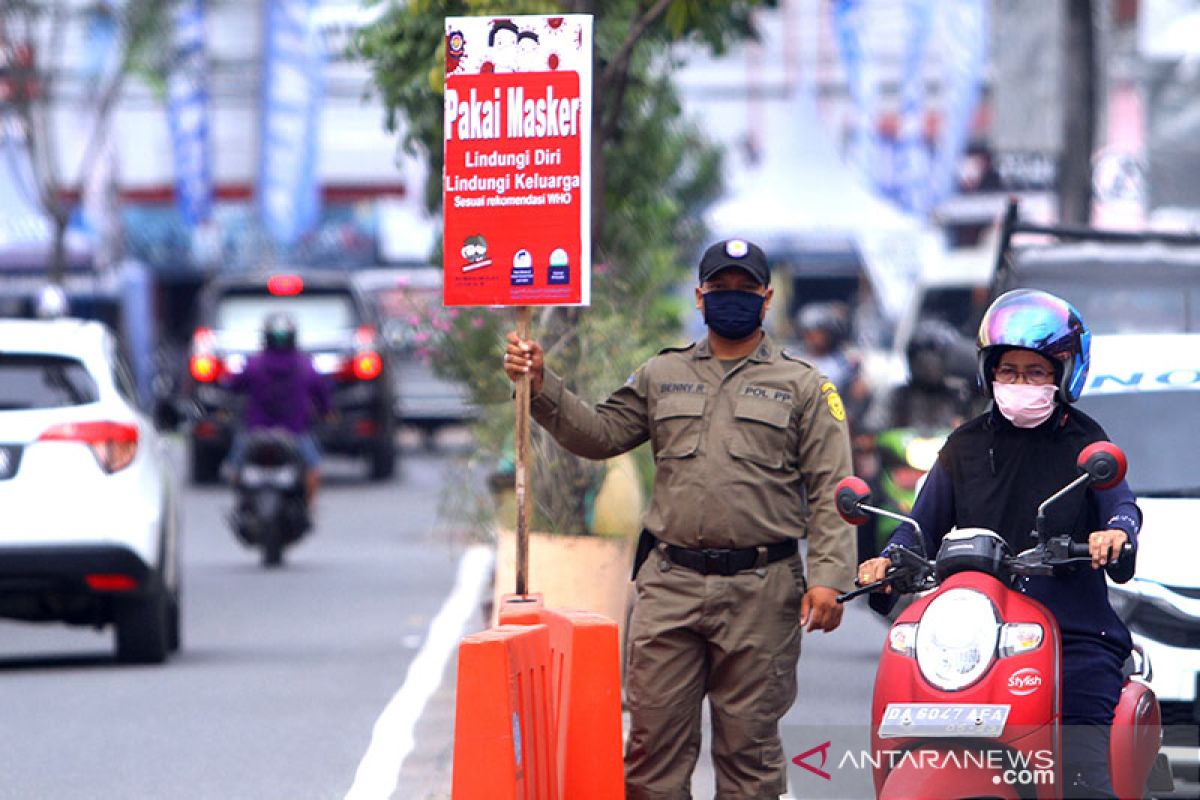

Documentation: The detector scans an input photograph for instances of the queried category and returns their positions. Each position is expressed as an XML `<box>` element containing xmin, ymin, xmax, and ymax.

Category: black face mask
<box><xmin>703</xmin><ymin>290</ymin><xmax>765</xmax><ymax>341</ymax></box>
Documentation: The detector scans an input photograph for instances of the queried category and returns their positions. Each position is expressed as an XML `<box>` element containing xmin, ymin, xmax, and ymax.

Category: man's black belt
<box><xmin>664</xmin><ymin>539</ymin><xmax>798</xmax><ymax>576</ymax></box>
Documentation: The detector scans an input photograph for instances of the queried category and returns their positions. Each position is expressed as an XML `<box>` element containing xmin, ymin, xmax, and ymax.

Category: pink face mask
<box><xmin>992</xmin><ymin>382</ymin><xmax>1058</xmax><ymax>428</ymax></box>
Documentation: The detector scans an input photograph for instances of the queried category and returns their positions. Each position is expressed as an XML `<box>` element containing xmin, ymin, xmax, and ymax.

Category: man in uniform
<box><xmin>503</xmin><ymin>238</ymin><xmax>856</xmax><ymax>799</ymax></box>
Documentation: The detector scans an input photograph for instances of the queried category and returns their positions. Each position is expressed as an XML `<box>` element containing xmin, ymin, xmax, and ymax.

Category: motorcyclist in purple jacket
<box><xmin>224</xmin><ymin>313</ymin><xmax>332</xmax><ymax>506</ymax></box>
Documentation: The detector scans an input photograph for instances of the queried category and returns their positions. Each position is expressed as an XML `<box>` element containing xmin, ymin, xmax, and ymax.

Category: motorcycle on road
<box><xmin>229</xmin><ymin>429</ymin><xmax>310</xmax><ymax>567</ymax></box>
<box><xmin>835</xmin><ymin>442</ymin><xmax>1175</xmax><ymax>799</ymax></box>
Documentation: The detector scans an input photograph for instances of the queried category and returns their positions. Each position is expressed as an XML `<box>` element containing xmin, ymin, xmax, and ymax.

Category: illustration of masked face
<box><xmin>462</xmin><ymin>236</ymin><xmax>488</xmax><ymax>263</ymax></box>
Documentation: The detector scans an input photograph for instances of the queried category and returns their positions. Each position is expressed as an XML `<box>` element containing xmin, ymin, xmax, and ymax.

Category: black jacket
<box><xmin>883</xmin><ymin>405</ymin><xmax>1140</xmax><ymax>657</ymax></box>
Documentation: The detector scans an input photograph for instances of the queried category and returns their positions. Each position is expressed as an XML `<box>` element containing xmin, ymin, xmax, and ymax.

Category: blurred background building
<box><xmin>1</xmin><ymin>0</ymin><xmax>1198</xmax><ymax>396</ymax></box>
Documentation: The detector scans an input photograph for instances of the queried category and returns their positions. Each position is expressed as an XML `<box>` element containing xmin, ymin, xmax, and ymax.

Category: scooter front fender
<box><xmin>877</xmin><ymin>748</ymin><xmax>1021</xmax><ymax>800</ymax></box>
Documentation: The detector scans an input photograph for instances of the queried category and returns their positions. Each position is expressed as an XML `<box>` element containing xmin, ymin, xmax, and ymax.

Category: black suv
<box><xmin>183</xmin><ymin>271</ymin><xmax>397</xmax><ymax>483</ymax></box>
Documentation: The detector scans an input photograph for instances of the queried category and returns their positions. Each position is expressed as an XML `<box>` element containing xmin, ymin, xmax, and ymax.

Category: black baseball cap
<box><xmin>698</xmin><ymin>238</ymin><xmax>770</xmax><ymax>286</ymax></box>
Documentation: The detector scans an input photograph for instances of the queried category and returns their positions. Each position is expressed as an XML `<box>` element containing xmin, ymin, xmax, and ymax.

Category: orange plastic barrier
<box><xmin>451</xmin><ymin>623</ymin><xmax>558</xmax><ymax>800</ymax></box>
<box><xmin>452</xmin><ymin>594</ymin><xmax>625</xmax><ymax>800</ymax></box>
<box><xmin>499</xmin><ymin>594</ymin><xmax>625</xmax><ymax>800</ymax></box>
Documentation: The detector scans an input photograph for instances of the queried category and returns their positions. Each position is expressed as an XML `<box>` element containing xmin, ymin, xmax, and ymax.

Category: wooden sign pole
<box><xmin>513</xmin><ymin>305</ymin><xmax>532</xmax><ymax>596</ymax></box>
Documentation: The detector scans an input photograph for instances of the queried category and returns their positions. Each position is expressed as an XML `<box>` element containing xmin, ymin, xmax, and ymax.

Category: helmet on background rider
<box><xmin>795</xmin><ymin>301</ymin><xmax>851</xmax><ymax>353</ymax></box>
<box><xmin>976</xmin><ymin>288</ymin><xmax>1091</xmax><ymax>403</ymax></box>
<box><xmin>262</xmin><ymin>313</ymin><xmax>298</xmax><ymax>352</ymax></box>
<box><xmin>905</xmin><ymin>319</ymin><xmax>964</xmax><ymax>390</ymax></box>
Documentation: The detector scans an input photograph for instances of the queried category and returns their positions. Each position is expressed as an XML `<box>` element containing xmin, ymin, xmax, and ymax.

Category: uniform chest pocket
<box><xmin>728</xmin><ymin>396</ymin><xmax>792</xmax><ymax>469</ymax></box>
<box><xmin>653</xmin><ymin>393</ymin><xmax>706</xmax><ymax>458</ymax></box>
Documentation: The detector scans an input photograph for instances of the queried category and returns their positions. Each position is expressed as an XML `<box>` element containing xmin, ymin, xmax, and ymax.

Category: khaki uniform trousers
<box><xmin>624</xmin><ymin>548</ymin><xmax>806</xmax><ymax>800</ymax></box>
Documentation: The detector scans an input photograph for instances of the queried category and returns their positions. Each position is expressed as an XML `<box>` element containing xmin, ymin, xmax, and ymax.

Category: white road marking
<box><xmin>344</xmin><ymin>544</ymin><xmax>494</xmax><ymax>800</ymax></box>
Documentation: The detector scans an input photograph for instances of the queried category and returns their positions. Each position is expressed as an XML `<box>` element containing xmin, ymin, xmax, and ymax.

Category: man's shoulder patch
<box><xmin>819</xmin><ymin>379</ymin><xmax>846</xmax><ymax>422</ymax></box>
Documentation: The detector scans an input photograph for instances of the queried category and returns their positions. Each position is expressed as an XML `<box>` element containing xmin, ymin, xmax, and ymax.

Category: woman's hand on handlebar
<box><xmin>1088</xmin><ymin>529</ymin><xmax>1129</xmax><ymax>569</ymax></box>
<box><xmin>857</xmin><ymin>557</ymin><xmax>892</xmax><ymax>593</ymax></box>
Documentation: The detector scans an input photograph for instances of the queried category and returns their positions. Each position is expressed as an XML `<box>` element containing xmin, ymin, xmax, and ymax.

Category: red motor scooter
<box><xmin>834</xmin><ymin>442</ymin><xmax>1176</xmax><ymax>799</ymax></box>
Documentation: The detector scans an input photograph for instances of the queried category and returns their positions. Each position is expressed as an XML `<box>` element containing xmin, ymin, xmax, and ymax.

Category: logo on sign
<box><xmin>1007</xmin><ymin>667</ymin><xmax>1043</xmax><ymax>696</ymax></box>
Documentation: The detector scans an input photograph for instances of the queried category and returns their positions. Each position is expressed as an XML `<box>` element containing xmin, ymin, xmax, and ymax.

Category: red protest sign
<box><xmin>442</xmin><ymin>15</ymin><xmax>593</xmax><ymax>307</ymax></box>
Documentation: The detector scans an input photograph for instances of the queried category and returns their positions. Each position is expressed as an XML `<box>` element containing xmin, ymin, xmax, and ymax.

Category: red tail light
<box><xmin>190</xmin><ymin>354</ymin><xmax>220</xmax><ymax>382</ymax></box>
<box><xmin>85</xmin><ymin>574</ymin><xmax>139</xmax><ymax>592</ymax></box>
<box><xmin>39</xmin><ymin>421</ymin><xmax>139</xmax><ymax>473</ymax></box>
<box><xmin>352</xmin><ymin>351</ymin><xmax>383</xmax><ymax>380</ymax></box>
<box><xmin>268</xmin><ymin>274</ymin><xmax>304</xmax><ymax>296</ymax></box>
<box><xmin>190</xmin><ymin>327</ymin><xmax>222</xmax><ymax>382</ymax></box>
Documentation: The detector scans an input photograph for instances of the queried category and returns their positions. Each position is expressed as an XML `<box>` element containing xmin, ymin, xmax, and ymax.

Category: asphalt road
<box><xmin>0</xmin><ymin>430</ymin><xmax>486</xmax><ymax>800</ymax></box>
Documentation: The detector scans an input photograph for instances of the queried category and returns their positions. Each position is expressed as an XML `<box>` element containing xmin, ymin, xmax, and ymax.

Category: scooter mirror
<box><xmin>1077</xmin><ymin>441</ymin><xmax>1127</xmax><ymax>490</ymax></box>
<box><xmin>835</xmin><ymin>476</ymin><xmax>872</xmax><ymax>525</ymax></box>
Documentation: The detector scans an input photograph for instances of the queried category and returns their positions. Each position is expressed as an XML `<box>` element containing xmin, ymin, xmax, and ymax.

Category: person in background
<box><xmin>793</xmin><ymin>300</ymin><xmax>872</xmax><ymax>425</ymax></box>
<box><xmin>864</xmin><ymin>317</ymin><xmax>979</xmax><ymax>434</ymax></box>
<box><xmin>223</xmin><ymin>313</ymin><xmax>332</xmax><ymax>508</ymax></box>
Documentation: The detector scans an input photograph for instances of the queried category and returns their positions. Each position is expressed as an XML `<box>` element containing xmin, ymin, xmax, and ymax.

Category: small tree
<box><xmin>356</xmin><ymin>0</ymin><xmax>773</xmax><ymax>534</ymax></box>
<box><xmin>0</xmin><ymin>0</ymin><xmax>170</xmax><ymax>282</ymax></box>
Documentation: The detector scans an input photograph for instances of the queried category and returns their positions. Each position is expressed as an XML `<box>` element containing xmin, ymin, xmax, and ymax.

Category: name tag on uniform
<box><xmin>659</xmin><ymin>383</ymin><xmax>707</xmax><ymax>394</ymax></box>
<box><xmin>740</xmin><ymin>384</ymin><xmax>793</xmax><ymax>404</ymax></box>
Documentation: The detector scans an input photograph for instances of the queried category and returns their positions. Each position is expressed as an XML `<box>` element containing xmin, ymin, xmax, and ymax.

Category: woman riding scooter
<box><xmin>859</xmin><ymin>289</ymin><xmax>1142</xmax><ymax>799</ymax></box>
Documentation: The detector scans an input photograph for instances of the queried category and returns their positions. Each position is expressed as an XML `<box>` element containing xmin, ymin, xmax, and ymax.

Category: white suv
<box><xmin>0</xmin><ymin>319</ymin><xmax>181</xmax><ymax>663</ymax></box>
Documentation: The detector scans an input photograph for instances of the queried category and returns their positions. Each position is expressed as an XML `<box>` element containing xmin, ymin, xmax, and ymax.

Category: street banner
<box><xmin>442</xmin><ymin>14</ymin><xmax>593</xmax><ymax>307</ymax></box>
<box><xmin>259</xmin><ymin>0</ymin><xmax>324</xmax><ymax>247</ymax></box>
<box><xmin>927</xmin><ymin>0</ymin><xmax>988</xmax><ymax>212</ymax></box>
<box><xmin>166</xmin><ymin>0</ymin><xmax>212</xmax><ymax>228</ymax></box>
<box><xmin>832</xmin><ymin>0</ymin><xmax>987</xmax><ymax>217</ymax></box>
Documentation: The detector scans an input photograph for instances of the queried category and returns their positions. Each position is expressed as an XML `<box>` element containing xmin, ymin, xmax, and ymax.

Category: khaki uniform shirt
<box><xmin>530</xmin><ymin>334</ymin><xmax>855</xmax><ymax>592</ymax></box>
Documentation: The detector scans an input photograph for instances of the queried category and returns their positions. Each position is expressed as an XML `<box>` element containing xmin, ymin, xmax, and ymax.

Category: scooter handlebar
<box><xmin>1065</xmin><ymin>540</ymin><xmax>1134</xmax><ymax>560</ymax></box>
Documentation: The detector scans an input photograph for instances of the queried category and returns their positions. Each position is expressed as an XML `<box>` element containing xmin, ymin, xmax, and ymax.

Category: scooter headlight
<box><xmin>915</xmin><ymin>588</ymin><xmax>999</xmax><ymax>691</ymax></box>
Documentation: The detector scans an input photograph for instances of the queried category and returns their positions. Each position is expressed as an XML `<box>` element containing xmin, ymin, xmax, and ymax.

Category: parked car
<box><xmin>1078</xmin><ymin>333</ymin><xmax>1200</xmax><ymax>783</ymax></box>
<box><xmin>353</xmin><ymin>267</ymin><xmax>477</xmax><ymax>445</ymax></box>
<box><xmin>0</xmin><ymin>318</ymin><xmax>181</xmax><ymax>664</ymax></box>
<box><xmin>182</xmin><ymin>271</ymin><xmax>397</xmax><ymax>483</ymax></box>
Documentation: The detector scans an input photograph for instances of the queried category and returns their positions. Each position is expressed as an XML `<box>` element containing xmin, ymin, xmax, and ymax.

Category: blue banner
<box><xmin>832</xmin><ymin>0</ymin><xmax>987</xmax><ymax>217</ymax></box>
<box><xmin>833</xmin><ymin>0</ymin><xmax>878</xmax><ymax>191</ymax></box>
<box><xmin>165</xmin><ymin>0</ymin><xmax>212</xmax><ymax>227</ymax></box>
<box><xmin>928</xmin><ymin>0</ymin><xmax>988</xmax><ymax>210</ymax></box>
<box><xmin>893</xmin><ymin>0</ymin><xmax>935</xmax><ymax>215</ymax></box>
<box><xmin>258</xmin><ymin>0</ymin><xmax>325</xmax><ymax>247</ymax></box>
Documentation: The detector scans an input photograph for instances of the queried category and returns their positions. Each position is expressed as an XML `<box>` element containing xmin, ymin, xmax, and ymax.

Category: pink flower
<box><xmin>471</xmin><ymin>317</ymin><xmax>485</xmax><ymax>329</ymax></box>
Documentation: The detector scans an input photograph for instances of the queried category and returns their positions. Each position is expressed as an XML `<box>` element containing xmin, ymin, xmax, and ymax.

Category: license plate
<box><xmin>878</xmin><ymin>703</ymin><xmax>1010</xmax><ymax>739</ymax></box>
<box><xmin>0</xmin><ymin>445</ymin><xmax>22</xmax><ymax>480</ymax></box>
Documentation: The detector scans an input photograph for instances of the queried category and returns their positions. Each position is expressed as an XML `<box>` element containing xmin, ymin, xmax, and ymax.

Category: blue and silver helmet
<box><xmin>976</xmin><ymin>289</ymin><xmax>1091</xmax><ymax>403</ymax></box>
